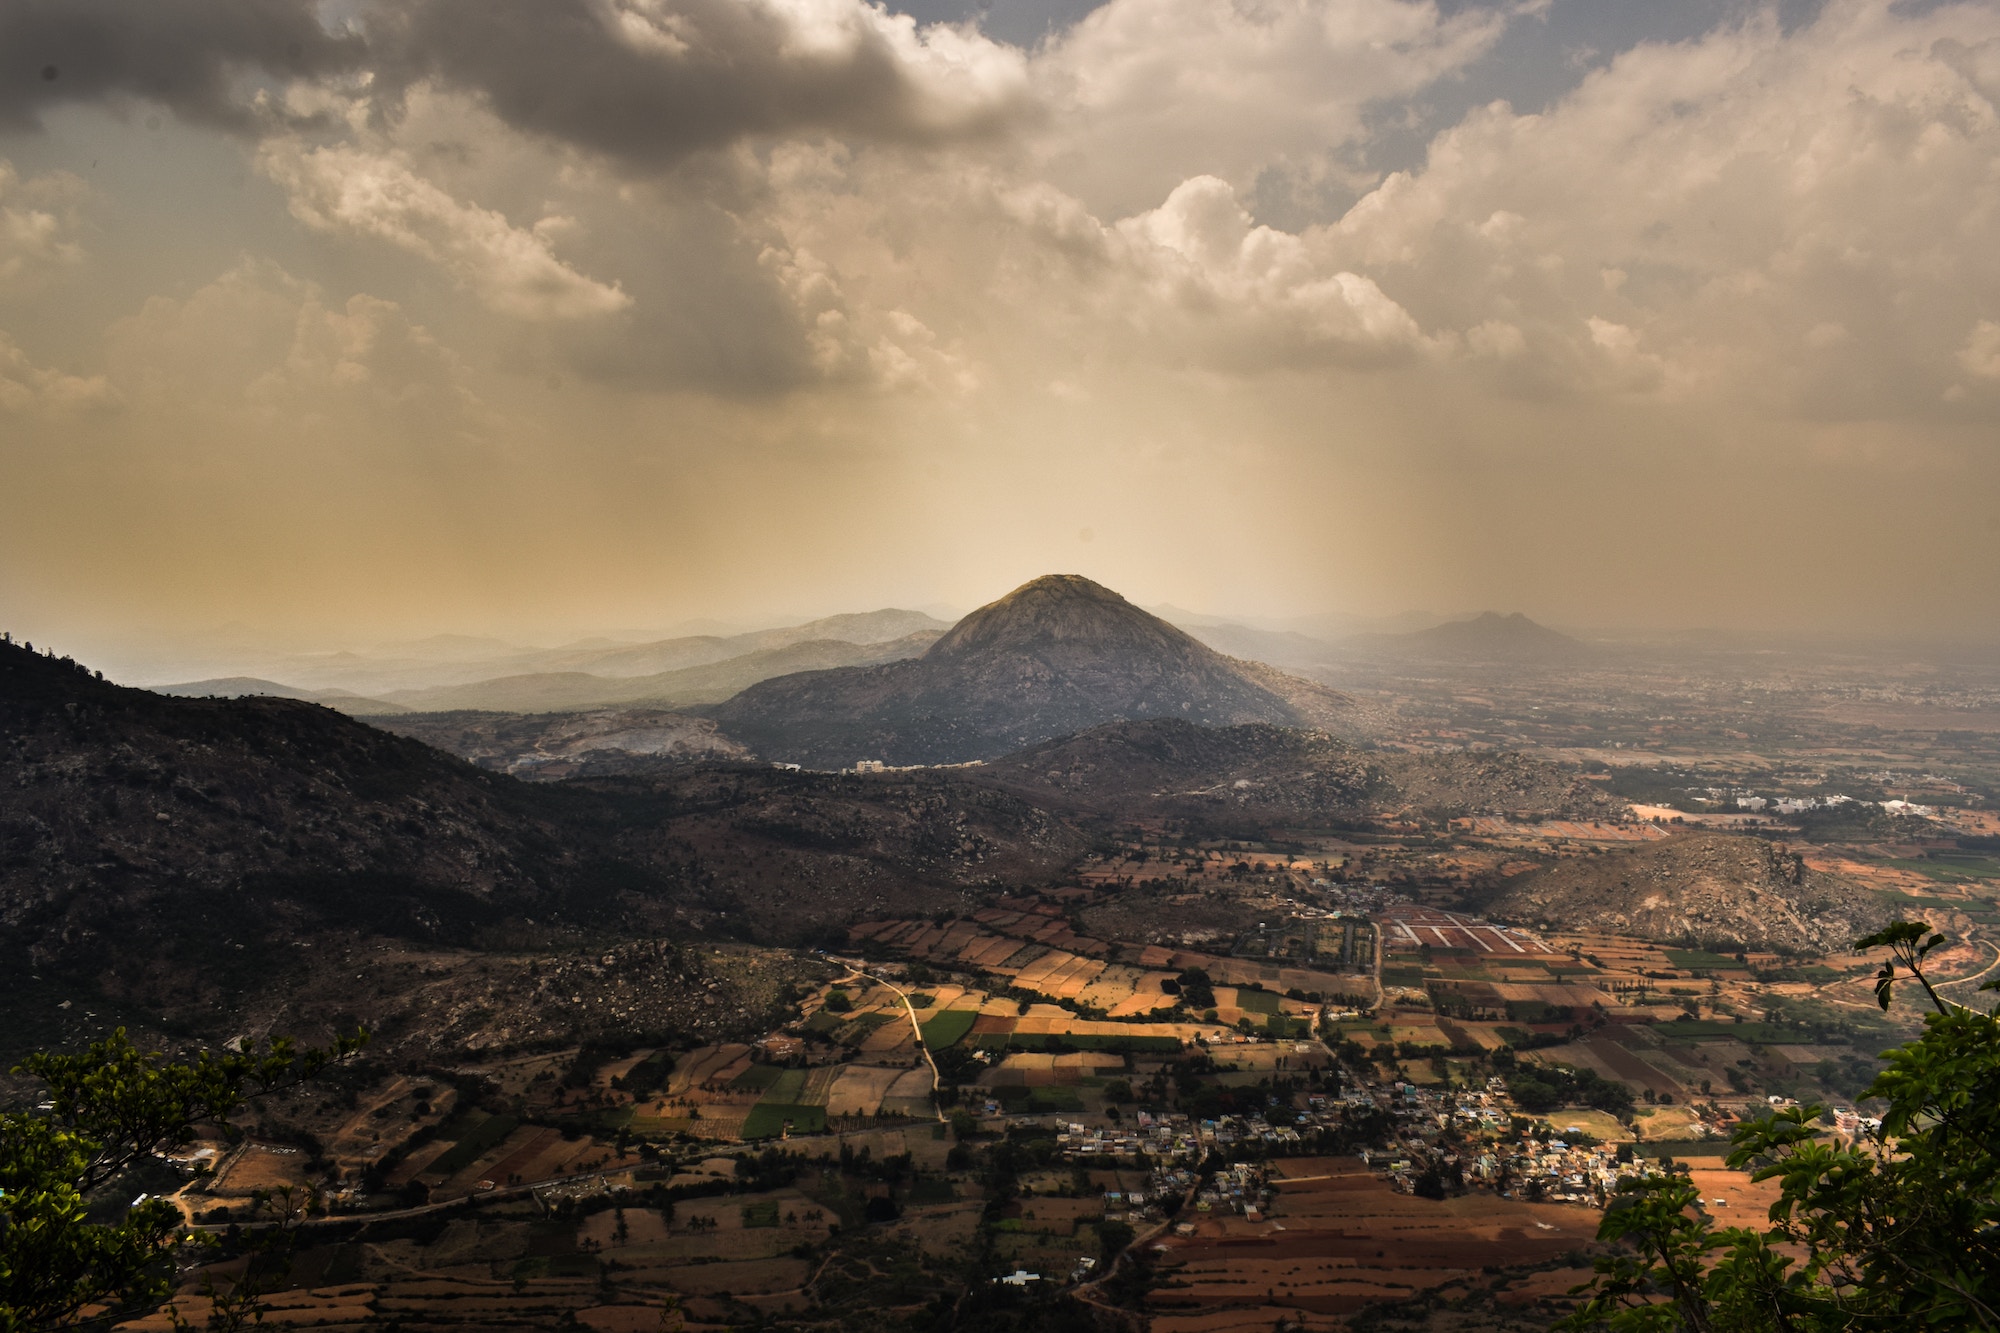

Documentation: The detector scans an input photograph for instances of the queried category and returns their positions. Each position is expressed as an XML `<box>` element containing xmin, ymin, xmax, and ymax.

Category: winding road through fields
<box><xmin>834</xmin><ymin>958</ymin><xmax>947</xmax><ymax>1123</ymax></box>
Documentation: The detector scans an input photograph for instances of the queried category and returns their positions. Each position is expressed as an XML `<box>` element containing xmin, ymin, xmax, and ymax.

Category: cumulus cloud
<box><xmin>0</xmin><ymin>331</ymin><xmax>116</xmax><ymax>415</ymax></box>
<box><xmin>0</xmin><ymin>0</ymin><xmax>362</xmax><ymax>131</ymax></box>
<box><xmin>258</xmin><ymin>140</ymin><xmax>631</xmax><ymax>319</ymax></box>
<box><xmin>1035</xmin><ymin>0</ymin><xmax>1515</xmax><ymax>215</ymax></box>
<box><xmin>362</xmin><ymin>0</ymin><xmax>1032</xmax><ymax>169</ymax></box>
<box><xmin>1315</xmin><ymin>0</ymin><xmax>2000</xmax><ymax>410</ymax></box>
<box><xmin>0</xmin><ymin>160</ymin><xmax>86</xmax><ymax>287</ymax></box>
<box><xmin>1111</xmin><ymin>176</ymin><xmax>1426</xmax><ymax>364</ymax></box>
<box><xmin>9</xmin><ymin>0</ymin><xmax>2000</xmax><ymax>642</ymax></box>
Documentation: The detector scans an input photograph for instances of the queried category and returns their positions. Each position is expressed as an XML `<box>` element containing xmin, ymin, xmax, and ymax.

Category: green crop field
<box><xmin>1664</xmin><ymin>949</ymin><xmax>1747</xmax><ymax>970</ymax></box>
<box><xmin>428</xmin><ymin>1113</ymin><xmax>519</xmax><ymax>1177</ymax></box>
<box><xmin>1883</xmin><ymin>857</ymin><xmax>2000</xmax><ymax>883</ymax></box>
<box><xmin>973</xmin><ymin>1032</ymin><xmax>1181</xmax><ymax>1054</ymax></box>
<box><xmin>741</xmin><ymin>1199</ymin><xmax>780</xmax><ymax>1228</ymax></box>
<box><xmin>996</xmin><ymin>1085</ymin><xmax>1084</xmax><ymax>1112</ymax></box>
<box><xmin>742</xmin><ymin>1103</ymin><xmax>827</xmax><ymax>1139</ymax></box>
<box><xmin>1233</xmin><ymin>988</ymin><xmax>1281</xmax><ymax>1015</ymax></box>
<box><xmin>758</xmin><ymin>1068</ymin><xmax>809</xmax><ymax>1104</ymax></box>
<box><xmin>919</xmin><ymin>1009</ymin><xmax>978</xmax><ymax>1049</ymax></box>
<box><xmin>729</xmin><ymin>1064</ymin><xmax>785</xmax><ymax>1092</ymax></box>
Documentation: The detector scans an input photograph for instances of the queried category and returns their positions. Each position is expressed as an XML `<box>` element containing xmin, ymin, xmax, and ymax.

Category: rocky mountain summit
<box><xmin>708</xmin><ymin>575</ymin><xmax>1367</xmax><ymax>767</ymax></box>
<box><xmin>1487</xmin><ymin>832</ymin><xmax>1887</xmax><ymax>955</ymax></box>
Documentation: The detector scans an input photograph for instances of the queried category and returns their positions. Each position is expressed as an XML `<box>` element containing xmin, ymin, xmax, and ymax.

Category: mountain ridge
<box><xmin>0</xmin><ymin>639</ymin><xmax>1080</xmax><ymax>1054</ymax></box>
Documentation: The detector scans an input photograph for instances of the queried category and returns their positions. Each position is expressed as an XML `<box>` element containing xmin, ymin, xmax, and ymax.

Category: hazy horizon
<box><xmin>21</xmin><ymin>580</ymin><xmax>2000</xmax><ymax>693</ymax></box>
<box><xmin>4</xmin><ymin>0</ymin><xmax>1999</xmax><ymax>658</ymax></box>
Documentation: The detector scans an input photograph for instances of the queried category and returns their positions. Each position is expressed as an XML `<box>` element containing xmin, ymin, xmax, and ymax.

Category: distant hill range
<box><xmin>359</xmin><ymin>633</ymin><xmax>940</xmax><ymax>714</ymax></box>
<box><xmin>1486</xmin><ymin>832</ymin><xmax>1886</xmax><ymax>955</ymax></box>
<box><xmin>149</xmin><ymin>609</ymin><xmax>952</xmax><ymax>715</ymax></box>
<box><xmin>1354</xmin><ymin>611</ymin><xmax>1592</xmax><ymax>663</ymax></box>
<box><xmin>706</xmin><ymin>575</ymin><xmax>1371</xmax><ymax>768</ymax></box>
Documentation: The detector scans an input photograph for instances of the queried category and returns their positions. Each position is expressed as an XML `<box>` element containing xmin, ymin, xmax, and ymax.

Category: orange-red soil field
<box><xmin>1148</xmin><ymin>1158</ymin><xmax>1597</xmax><ymax>1332</ymax></box>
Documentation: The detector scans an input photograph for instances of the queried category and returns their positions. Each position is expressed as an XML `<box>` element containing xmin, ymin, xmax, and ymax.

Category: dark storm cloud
<box><xmin>0</xmin><ymin>0</ymin><xmax>364</xmax><ymax>132</ymax></box>
<box><xmin>363</xmin><ymin>0</ymin><xmax>1030</xmax><ymax>170</ymax></box>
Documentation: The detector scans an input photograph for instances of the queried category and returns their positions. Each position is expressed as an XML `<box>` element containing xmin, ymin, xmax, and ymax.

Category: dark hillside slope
<box><xmin>980</xmin><ymin>719</ymin><xmax>1619</xmax><ymax>828</ymax></box>
<box><xmin>709</xmin><ymin>575</ymin><xmax>1366</xmax><ymax>767</ymax></box>
<box><xmin>1486</xmin><ymin>832</ymin><xmax>1886</xmax><ymax>955</ymax></box>
<box><xmin>1</xmin><ymin>640</ymin><xmax>575</xmax><ymax>955</ymax></box>
<box><xmin>0</xmin><ymin>641</ymin><xmax>1081</xmax><ymax>1042</ymax></box>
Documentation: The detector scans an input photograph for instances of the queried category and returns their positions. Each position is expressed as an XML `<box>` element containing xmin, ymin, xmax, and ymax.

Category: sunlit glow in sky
<box><xmin>2</xmin><ymin>0</ymin><xmax>1998</xmax><ymax>662</ymax></box>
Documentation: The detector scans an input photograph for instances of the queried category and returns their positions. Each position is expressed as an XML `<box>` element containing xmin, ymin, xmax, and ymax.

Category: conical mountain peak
<box><xmin>925</xmin><ymin>575</ymin><xmax>1189</xmax><ymax>661</ymax></box>
<box><xmin>711</xmin><ymin>574</ymin><xmax>1363</xmax><ymax>766</ymax></box>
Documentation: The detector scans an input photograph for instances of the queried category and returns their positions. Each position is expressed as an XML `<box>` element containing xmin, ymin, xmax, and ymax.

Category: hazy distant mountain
<box><xmin>1487</xmin><ymin>832</ymin><xmax>1885</xmax><ymax>955</ymax></box>
<box><xmin>371</xmin><ymin>632</ymin><xmax>941</xmax><ymax>713</ymax></box>
<box><xmin>708</xmin><ymin>575</ymin><xmax>1368</xmax><ymax>767</ymax></box>
<box><xmin>1356</xmin><ymin>611</ymin><xmax>1591</xmax><ymax>663</ymax></box>
<box><xmin>151</xmin><ymin>676</ymin><xmax>409</xmax><ymax>715</ymax></box>
<box><xmin>177</xmin><ymin>609</ymin><xmax>956</xmax><ymax>700</ymax></box>
<box><xmin>569</xmin><ymin>609</ymin><xmax>951</xmax><ymax>679</ymax></box>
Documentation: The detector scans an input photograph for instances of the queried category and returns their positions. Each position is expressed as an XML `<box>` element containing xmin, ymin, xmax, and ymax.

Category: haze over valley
<box><xmin>4</xmin><ymin>1</ymin><xmax>1999</xmax><ymax>1330</ymax></box>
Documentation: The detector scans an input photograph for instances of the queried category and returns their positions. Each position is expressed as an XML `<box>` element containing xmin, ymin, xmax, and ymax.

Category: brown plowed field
<box><xmin>1150</xmin><ymin>1159</ymin><xmax>1595</xmax><ymax>1327</ymax></box>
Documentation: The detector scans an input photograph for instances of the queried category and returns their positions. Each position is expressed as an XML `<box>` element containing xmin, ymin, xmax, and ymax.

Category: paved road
<box><xmin>184</xmin><ymin>1167</ymin><xmax>619</xmax><ymax>1233</ymax></box>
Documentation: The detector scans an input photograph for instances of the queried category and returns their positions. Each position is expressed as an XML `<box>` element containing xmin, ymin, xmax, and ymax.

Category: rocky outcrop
<box><xmin>977</xmin><ymin>718</ymin><xmax>1616</xmax><ymax>827</ymax></box>
<box><xmin>1488</xmin><ymin>832</ymin><xmax>1887</xmax><ymax>955</ymax></box>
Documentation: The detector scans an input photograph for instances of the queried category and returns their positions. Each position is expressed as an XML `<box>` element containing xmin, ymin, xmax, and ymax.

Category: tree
<box><xmin>1563</xmin><ymin>921</ymin><xmax>1998</xmax><ymax>1331</ymax></box>
<box><xmin>1</xmin><ymin>1027</ymin><xmax>366</xmax><ymax>1331</ymax></box>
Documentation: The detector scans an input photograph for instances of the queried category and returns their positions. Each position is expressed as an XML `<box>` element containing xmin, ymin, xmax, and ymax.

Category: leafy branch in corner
<box><xmin>2</xmin><ymin>1027</ymin><xmax>366</xmax><ymax>1332</ymax></box>
<box><xmin>1561</xmin><ymin>920</ymin><xmax>1999</xmax><ymax>1332</ymax></box>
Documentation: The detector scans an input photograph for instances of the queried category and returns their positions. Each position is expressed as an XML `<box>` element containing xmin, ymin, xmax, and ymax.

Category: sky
<box><xmin>2</xmin><ymin>0</ymin><xmax>1998</xmax><ymax>664</ymax></box>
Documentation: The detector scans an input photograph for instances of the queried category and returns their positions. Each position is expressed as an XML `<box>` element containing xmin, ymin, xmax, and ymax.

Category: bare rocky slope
<box><xmin>1486</xmin><ymin>832</ymin><xmax>1888</xmax><ymax>955</ymax></box>
<box><xmin>707</xmin><ymin>575</ymin><xmax>1370</xmax><ymax>767</ymax></box>
<box><xmin>372</xmin><ymin>708</ymin><xmax>751</xmax><ymax>777</ymax></box>
<box><xmin>977</xmin><ymin>718</ymin><xmax>1620</xmax><ymax>829</ymax></box>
